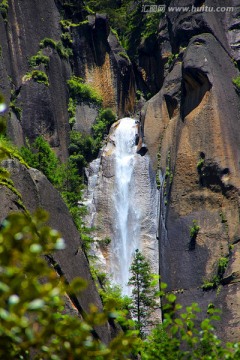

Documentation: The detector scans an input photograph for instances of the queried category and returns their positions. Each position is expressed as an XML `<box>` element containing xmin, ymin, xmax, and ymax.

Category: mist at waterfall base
<box><xmin>110</xmin><ymin>118</ymin><xmax>141</xmax><ymax>296</ymax></box>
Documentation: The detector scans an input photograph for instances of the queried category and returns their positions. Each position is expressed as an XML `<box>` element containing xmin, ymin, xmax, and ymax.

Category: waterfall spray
<box><xmin>110</xmin><ymin>118</ymin><xmax>140</xmax><ymax>295</ymax></box>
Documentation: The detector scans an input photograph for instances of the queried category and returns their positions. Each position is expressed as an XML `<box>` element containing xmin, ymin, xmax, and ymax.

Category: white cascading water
<box><xmin>110</xmin><ymin>118</ymin><xmax>140</xmax><ymax>295</ymax></box>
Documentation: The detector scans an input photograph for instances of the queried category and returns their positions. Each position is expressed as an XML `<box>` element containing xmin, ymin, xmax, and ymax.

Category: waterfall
<box><xmin>84</xmin><ymin>117</ymin><xmax>159</xmax><ymax>298</ymax></box>
<box><xmin>111</xmin><ymin>118</ymin><xmax>140</xmax><ymax>295</ymax></box>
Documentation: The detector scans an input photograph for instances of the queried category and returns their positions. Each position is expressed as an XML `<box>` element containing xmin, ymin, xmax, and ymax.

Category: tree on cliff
<box><xmin>128</xmin><ymin>249</ymin><xmax>158</xmax><ymax>337</ymax></box>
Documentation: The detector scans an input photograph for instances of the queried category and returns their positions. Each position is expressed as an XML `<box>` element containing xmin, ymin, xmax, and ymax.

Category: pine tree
<box><xmin>128</xmin><ymin>249</ymin><xmax>158</xmax><ymax>337</ymax></box>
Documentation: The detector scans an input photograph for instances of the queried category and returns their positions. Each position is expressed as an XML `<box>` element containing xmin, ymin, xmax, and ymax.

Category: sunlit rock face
<box><xmin>84</xmin><ymin>118</ymin><xmax>159</xmax><ymax>295</ymax></box>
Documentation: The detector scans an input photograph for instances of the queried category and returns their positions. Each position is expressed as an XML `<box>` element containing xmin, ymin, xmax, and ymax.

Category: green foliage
<box><xmin>123</xmin><ymin>0</ymin><xmax>164</xmax><ymax>56</ymax></box>
<box><xmin>99</xmin><ymin>237</ymin><xmax>111</xmax><ymax>247</ymax></box>
<box><xmin>0</xmin><ymin>0</ymin><xmax>8</xmax><ymax>20</ymax></box>
<box><xmin>118</xmin><ymin>51</ymin><xmax>130</xmax><ymax>62</ymax></box>
<box><xmin>92</xmin><ymin>108</ymin><xmax>116</xmax><ymax>148</ymax></box>
<box><xmin>61</xmin><ymin>31</ymin><xmax>73</xmax><ymax>47</ymax></box>
<box><xmin>19</xmin><ymin>136</ymin><xmax>94</xmax><ymax>255</ymax></box>
<box><xmin>202</xmin><ymin>257</ymin><xmax>229</xmax><ymax>291</ymax></box>
<box><xmin>68</xmin><ymin>130</ymin><xmax>96</xmax><ymax>172</ymax></box>
<box><xmin>141</xmin><ymin>298</ymin><xmax>240</xmax><ymax>360</ymax></box>
<box><xmin>0</xmin><ymin>135</ymin><xmax>29</xmax><ymax>168</ymax></box>
<box><xmin>23</xmin><ymin>70</ymin><xmax>49</xmax><ymax>86</ymax></box>
<box><xmin>87</xmin><ymin>1</ymin><xmax>129</xmax><ymax>38</ymax></box>
<box><xmin>67</xmin><ymin>108</ymin><xmax>116</xmax><ymax>174</ymax></box>
<box><xmin>217</xmin><ymin>257</ymin><xmax>229</xmax><ymax>278</ymax></box>
<box><xmin>190</xmin><ymin>220</ymin><xmax>200</xmax><ymax>239</ymax></box>
<box><xmin>167</xmin><ymin>53</ymin><xmax>179</xmax><ymax>67</ymax></box>
<box><xmin>20</xmin><ymin>137</ymin><xmax>62</xmax><ymax>185</ymax></box>
<box><xmin>67</xmin><ymin>76</ymin><xmax>102</xmax><ymax>105</ymax></box>
<box><xmin>141</xmin><ymin>10</ymin><xmax>161</xmax><ymax>40</ymax></box>
<box><xmin>60</xmin><ymin>19</ymin><xmax>89</xmax><ymax>30</ymax></box>
<box><xmin>0</xmin><ymin>135</ymin><xmax>29</xmax><ymax>209</ymax></box>
<box><xmin>197</xmin><ymin>157</ymin><xmax>205</xmax><ymax>171</ymax></box>
<box><xmin>188</xmin><ymin>219</ymin><xmax>200</xmax><ymax>250</ymax></box>
<box><xmin>9</xmin><ymin>89</ymin><xmax>22</xmax><ymax>120</ymax></box>
<box><xmin>232</xmin><ymin>75</ymin><xmax>240</xmax><ymax>90</ymax></box>
<box><xmin>0</xmin><ymin>209</ymin><xmax>140</xmax><ymax>359</ymax></box>
<box><xmin>68</xmin><ymin>97</ymin><xmax>77</xmax><ymax>127</ymax></box>
<box><xmin>39</xmin><ymin>37</ymin><xmax>73</xmax><ymax>59</ymax></box>
<box><xmin>29</xmin><ymin>51</ymin><xmax>50</xmax><ymax>68</ymax></box>
<box><xmin>100</xmin><ymin>283</ymin><xmax>132</xmax><ymax>313</ymax></box>
<box><xmin>201</xmin><ymin>277</ymin><xmax>219</xmax><ymax>291</ymax></box>
<box><xmin>128</xmin><ymin>249</ymin><xmax>158</xmax><ymax>337</ymax></box>
<box><xmin>39</xmin><ymin>37</ymin><xmax>57</xmax><ymax>49</ymax></box>
<box><xmin>86</xmin><ymin>0</ymin><xmax>164</xmax><ymax>55</ymax></box>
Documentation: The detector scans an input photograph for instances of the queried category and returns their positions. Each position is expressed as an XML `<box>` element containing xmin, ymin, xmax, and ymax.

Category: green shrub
<box><xmin>197</xmin><ymin>157</ymin><xmax>204</xmax><ymax>171</ymax></box>
<box><xmin>232</xmin><ymin>75</ymin><xmax>240</xmax><ymax>90</ymax></box>
<box><xmin>67</xmin><ymin>76</ymin><xmax>102</xmax><ymax>105</ymax></box>
<box><xmin>217</xmin><ymin>257</ymin><xmax>229</xmax><ymax>278</ymax></box>
<box><xmin>0</xmin><ymin>209</ymin><xmax>142</xmax><ymax>359</ymax></box>
<box><xmin>61</xmin><ymin>31</ymin><xmax>73</xmax><ymax>47</ymax></box>
<box><xmin>67</xmin><ymin>97</ymin><xmax>77</xmax><ymax>127</ymax></box>
<box><xmin>201</xmin><ymin>257</ymin><xmax>229</xmax><ymax>291</ymax></box>
<box><xmin>40</xmin><ymin>37</ymin><xmax>73</xmax><ymax>59</ymax></box>
<box><xmin>68</xmin><ymin>130</ymin><xmax>97</xmax><ymax>170</ymax></box>
<box><xmin>60</xmin><ymin>19</ymin><xmax>89</xmax><ymax>30</ymax></box>
<box><xmin>20</xmin><ymin>137</ymin><xmax>60</xmax><ymax>185</ymax></box>
<box><xmin>92</xmin><ymin>108</ymin><xmax>116</xmax><ymax>148</ymax></box>
<box><xmin>56</xmin><ymin>41</ymin><xmax>73</xmax><ymax>58</ymax></box>
<box><xmin>167</xmin><ymin>53</ymin><xmax>178</xmax><ymax>67</ymax></box>
<box><xmin>29</xmin><ymin>51</ymin><xmax>50</xmax><ymax>67</ymax></box>
<box><xmin>23</xmin><ymin>70</ymin><xmax>49</xmax><ymax>86</ymax></box>
<box><xmin>190</xmin><ymin>219</ymin><xmax>200</xmax><ymax>239</ymax></box>
<box><xmin>0</xmin><ymin>0</ymin><xmax>8</xmax><ymax>20</ymax></box>
<box><xmin>99</xmin><ymin>283</ymin><xmax>132</xmax><ymax>312</ymax></box>
<box><xmin>39</xmin><ymin>37</ymin><xmax>57</xmax><ymax>49</ymax></box>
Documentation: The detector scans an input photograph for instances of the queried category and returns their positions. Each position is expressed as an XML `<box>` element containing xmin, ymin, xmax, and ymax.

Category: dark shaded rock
<box><xmin>0</xmin><ymin>0</ymin><xmax>71</xmax><ymax>160</ymax></box>
<box><xmin>5</xmin><ymin>0</ymin><xmax>62</xmax><ymax>86</ymax></box>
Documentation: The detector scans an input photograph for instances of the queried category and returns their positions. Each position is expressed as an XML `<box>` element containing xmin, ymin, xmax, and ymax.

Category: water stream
<box><xmin>110</xmin><ymin>118</ymin><xmax>140</xmax><ymax>295</ymax></box>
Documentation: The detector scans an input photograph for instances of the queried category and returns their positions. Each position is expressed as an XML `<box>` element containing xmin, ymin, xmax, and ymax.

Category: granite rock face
<box><xmin>142</xmin><ymin>0</ymin><xmax>240</xmax><ymax>341</ymax></box>
<box><xmin>0</xmin><ymin>0</ymin><xmax>135</xmax><ymax>159</ymax></box>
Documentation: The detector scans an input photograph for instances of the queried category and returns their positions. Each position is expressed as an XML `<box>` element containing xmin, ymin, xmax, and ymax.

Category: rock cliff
<box><xmin>0</xmin><ymin>0</ymin><xmax>240</xmax><ymax>343</ymax></box>
<box><xmin>141</xmin><ymin>0</ymin><xmax>240</xmax><ymax>341</ymax></box>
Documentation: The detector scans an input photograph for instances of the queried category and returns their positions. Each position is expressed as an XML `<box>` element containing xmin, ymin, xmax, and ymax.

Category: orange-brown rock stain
<box><xmin>85</xmin><ymin>53</ymin><xmax>116</xmax><ymax>111</ymax></box>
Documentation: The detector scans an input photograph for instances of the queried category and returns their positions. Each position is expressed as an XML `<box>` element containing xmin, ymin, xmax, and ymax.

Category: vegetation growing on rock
<box><xmin>40</xmin><ymin>37</ymin><xmax>73</xmax><ymax>59</ymax></box>
<box><xmin>23</xmin><ymin>70</ymin><xmax>49</xmax><ymax>86</ymax></box>
<box><xmin>29</xmin><ymin>51</ymin><xmax>50</xmax><ymax>68</ymax></box>
<box><xmin>232</xmin><ymin>75</ymin><xmax>240</xmax><ymax>91</ymax></box>
<box><xmin>0</xmin><ymin>0</ymin><xmax>8</xmax><ymax>21</ymax></box>
<box><xmin>67</xmin><ymin>76</ymin><xmax>102</xmax><ymax>105</ymax></box>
